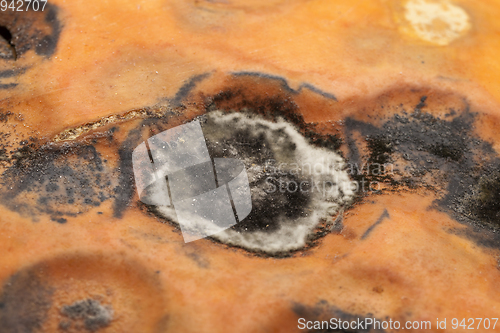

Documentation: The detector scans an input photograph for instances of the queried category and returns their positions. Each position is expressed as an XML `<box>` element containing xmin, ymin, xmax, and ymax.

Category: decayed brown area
<box><xmin>1</xmin><ymin>0</ymin><xmax>500</xmax><ymax>332</ymax></box>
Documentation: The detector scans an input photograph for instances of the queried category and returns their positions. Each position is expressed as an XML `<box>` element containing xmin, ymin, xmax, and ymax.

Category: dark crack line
<box><xmin>231</xmin><ymin>71</ymin><xmax>337</xmax><ymax>101</ymax></box>
<box><xmin>361</xmin><ymin>209</ymin><xmax>390</xmax><ymax>240</ymax></box>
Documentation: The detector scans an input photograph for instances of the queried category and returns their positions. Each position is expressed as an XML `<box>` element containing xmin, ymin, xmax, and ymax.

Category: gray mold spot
<box><xmin>60</xmin><ymin>299</ymin><xmax>113</xmax><ymax>332</ymax></box>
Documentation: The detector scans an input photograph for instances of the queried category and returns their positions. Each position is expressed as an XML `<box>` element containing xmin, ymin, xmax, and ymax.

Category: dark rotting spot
<box><xmin>459</xmin><ymin>170</ymin><xmax>500</xmax><ymax>231</ymax></box>
<box><xmin>344</xmin><ymin>108</ymin><xmax>474</xmax><ymax>187</ymax></box>
<box><xmin>345</xmin><ymin>97</ymin><xmax>500</xmax><ymax>248</ymax></box>
<box><xmin>0</xmin><ymin>255</ymin><xmax>160</xmax><ymax>333</ymax></box>
<box><xmin>471</xmin><ymin>172</ymin><xmax>500</xmax><ymax>222</ymax></box>
<box><xmin>203</xmin><ymin>90</ymin><xmax>349</xmax><ymax>241</ymax></box>
<box><xmin>0</xmin><ymin>25</ymin><xmax>16</xmax><ymax>60</ymax></box>
<box><xmin>427</xmin><ymin>142</ymin><xmax>463</xmax><ymax>161</ymax></box>
<box><xmin>237</xmin><ymin>173</ymin><xmax>310</xmax><ymax>233</ymax></box>
<box><xmin>0</xmin><ymin>142</ymin><xmax>118</xmax><ymax>222</ymax></box>
<box><xmin>0</xmin><ymin>26</ymin><xmax>12</xmax><ymax>44</ymax></box>
<box><xmin>307</xmin><ymin>132</ymin><xmax>343</xmax><ymax>152</ymax></box>
<box><xmin>0</xmin><ymin>3</ymin><xmax>62</xmax><ymax>59</ymax></box>
<box><xmin>366</xmin><ymin>136</ymin><xmax>393</xmax><ymax>166</ymax></box>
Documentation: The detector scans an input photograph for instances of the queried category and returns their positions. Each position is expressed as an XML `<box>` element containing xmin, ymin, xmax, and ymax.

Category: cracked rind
<box><xmin>52</xmin><ymin>107</ymin><xmax>171</xmax><ymax>142</ymax></box>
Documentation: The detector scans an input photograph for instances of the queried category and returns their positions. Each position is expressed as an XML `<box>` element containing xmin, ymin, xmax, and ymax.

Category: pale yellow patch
<box><xmin>403</xmin><ymin>0</ymin><xmax>470</xmax><ymax>45</ymax></box>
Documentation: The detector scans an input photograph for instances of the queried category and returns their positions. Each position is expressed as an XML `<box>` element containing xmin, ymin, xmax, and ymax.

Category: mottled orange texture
<box><xmin>0</xmin><ymin>1</ymin><xmax>500</xmax><ymax>332</ymax></box>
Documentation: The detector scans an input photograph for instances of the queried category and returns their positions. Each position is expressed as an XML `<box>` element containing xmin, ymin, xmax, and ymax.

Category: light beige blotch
<box><xmin>403</xmin><ymin>0</ymin><xmax>470</xmax><ymax>45</ymax></box>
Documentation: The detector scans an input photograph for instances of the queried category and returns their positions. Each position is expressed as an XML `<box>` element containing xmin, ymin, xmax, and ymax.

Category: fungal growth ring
<box><xmin>133</xmin><ymin>111</ymin><xmax>355</xmax><ymax>254</ymax></box>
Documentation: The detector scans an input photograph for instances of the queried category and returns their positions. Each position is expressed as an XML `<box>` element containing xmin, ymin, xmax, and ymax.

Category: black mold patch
<box><xmin>0</xmin><ymin>3</ymin><xmax>62</xmax><ymax>59</ymax></box>
<box><xmin>293</xmin><ymin>300</ymin><xmax>386</xmax><ymax>332</ymax></box>
<box><xmin>366</xmin><ymin>137</ymin><xmax>393</xmax><ymax>166</ymax></box>
<box><xmin>0</xmin><ymin>66</ymin><xmax>24</xmax><ymax>88</ymax></box>
<box><xmin>0</xmin><ymin>142</ymin><xmax>119</xmax><ymax>221</ymax></box>
<box><xmin>345</xmin><ymin>98</ymin><xmax>500</xmax><ymax>247</ymax></box>
<box><xmin>205</xmin><ymin>84</ymin><xmax>342</xmax><ymax>151</ymax></box>
<box><xmin>463</xmin><ymin>171</ymin><xmax>500</xmax><ymax>224</ymax></box>
<box><xmin>345</xmin><ymin>106</ymin><xmax>475</xmax><ymax>189</ymax></box>
<box><xmin>0</xmin><ymin>268</ymin><xmax>53</xmax><ymax>333</ymax></box>
<box><xmin>236</xmin><ymin>173</ymin><xmax>311</xmax><ymax>232</ymax></box>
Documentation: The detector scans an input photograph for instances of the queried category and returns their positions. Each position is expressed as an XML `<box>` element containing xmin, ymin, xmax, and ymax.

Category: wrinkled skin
<box><xmin>0</xmin><ymin>1</ymin><xmax>500</xmax><ymax>332</ymax></box>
